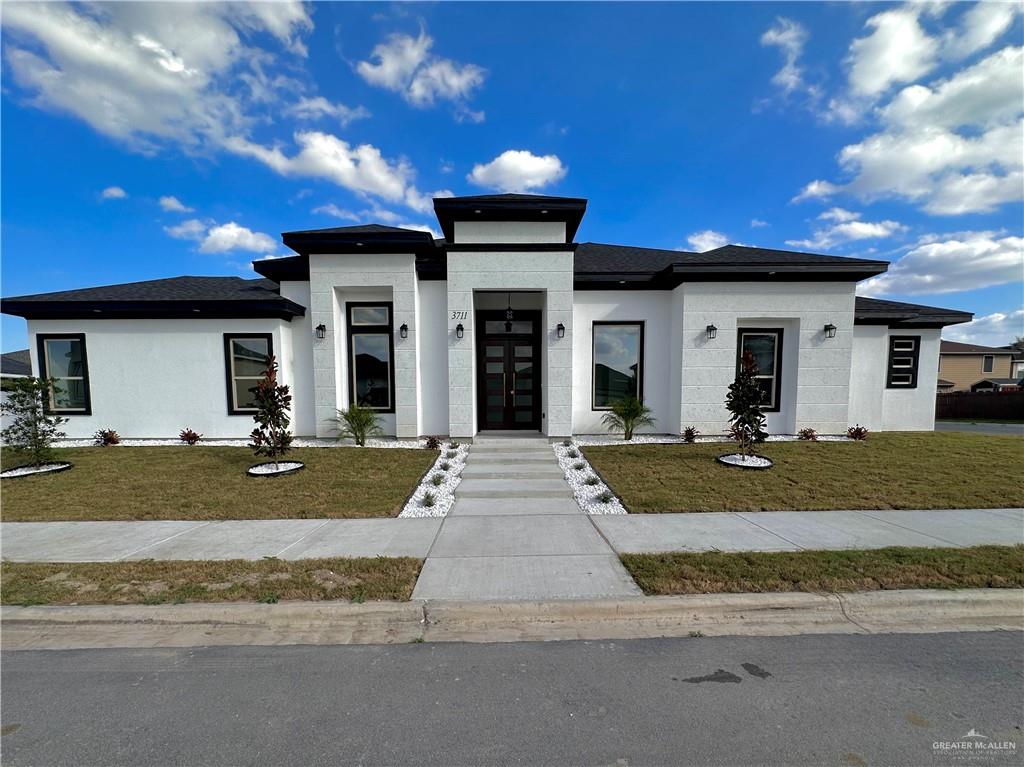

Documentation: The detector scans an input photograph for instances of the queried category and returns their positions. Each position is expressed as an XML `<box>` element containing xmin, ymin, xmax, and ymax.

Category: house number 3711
<box><xmin>450</xmin><ymin>311</ymin><xmax>468</xmax><ymax>320</ymax></box>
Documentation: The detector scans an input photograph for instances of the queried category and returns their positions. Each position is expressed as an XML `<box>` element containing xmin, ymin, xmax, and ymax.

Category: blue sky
<box><xmin>2</xmin><ymin>2</ymin><xmax>1022</xmax><ymax>351</ymax></box>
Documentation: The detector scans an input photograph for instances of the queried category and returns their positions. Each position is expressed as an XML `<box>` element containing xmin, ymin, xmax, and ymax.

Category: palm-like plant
<box><xmin>601</xmin><ymin>396</ymin><xmax>656</xmax><ymax>440</ymax></box>
<box><xmin>332</xmin><ymin>403</ymin><xmax>383</xmax><ymax>447</ymax></box>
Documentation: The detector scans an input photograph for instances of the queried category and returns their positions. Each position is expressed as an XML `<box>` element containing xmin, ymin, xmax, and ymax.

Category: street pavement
<box><xmin>935</xmin><ymin>420</ymin><xmax>1024</xmax><ymax>436</ymax></box>
<box><xmin>2</xmin><ymin>631</ymin><xmax>1021</xmax><ymax>766</ymax></box>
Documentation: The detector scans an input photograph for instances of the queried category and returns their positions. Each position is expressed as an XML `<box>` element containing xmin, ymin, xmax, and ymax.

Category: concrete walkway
<box><xmin>410</xmin><ymin>435</ymin><xmax>643</xmax><ymax>601</ymax></box>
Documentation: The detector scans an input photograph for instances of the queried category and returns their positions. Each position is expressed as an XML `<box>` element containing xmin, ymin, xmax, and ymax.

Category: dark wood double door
<box><xmin>476</xmin><ymin>310</ymin><xmax>541</xmax><ymax>430</ymax></box>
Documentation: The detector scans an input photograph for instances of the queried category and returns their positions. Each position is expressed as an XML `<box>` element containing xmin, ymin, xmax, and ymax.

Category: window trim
<box><xmin>346</xmin><ymin>301</ymin><xmax>395</xmax><ymax>414</ymax></box>
<box><xmin>223</xmin><ymin>333</ymin><xmax>273</xmax><ymax>416</ymax></box>
<box><xmin>736</xmin><ymin>327</ymin><xmax>784</xmax><ymax>413</ymax></box>
<box><xmin>982</xmin><ymin>355</ymin><xmax>994</xmax><ymax>373</ymax></box>
<box><xmin>36</xmin><ymin>333</ymin><xmax>91</xmax><ymax>415</ymax></box>
<box><xmin>591</xmin><ymin>321</ymin><xmax>645</xmax><ymax>411</ymax></box>
<box><xmin>886</xmin><ymin>335</ymin><xmax>920</xmax><ymax>389</ymax></box>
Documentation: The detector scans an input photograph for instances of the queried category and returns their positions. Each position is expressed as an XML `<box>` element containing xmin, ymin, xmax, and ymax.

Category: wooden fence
<box><xmin>936</xmin><ymin>390</ymin><xmax>1024</xmax><ymax>420</ymax></box>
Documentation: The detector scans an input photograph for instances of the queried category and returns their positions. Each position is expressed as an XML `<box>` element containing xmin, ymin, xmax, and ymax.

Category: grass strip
<box><xmin>0</xmin><ymin>557</ymin><xmax>423</xmax><ymax>606</ymax></box>
<box><xmin>621</xmin><ymin>545</ymin><xmax>1024</xmax><ymax>595</ymax></box>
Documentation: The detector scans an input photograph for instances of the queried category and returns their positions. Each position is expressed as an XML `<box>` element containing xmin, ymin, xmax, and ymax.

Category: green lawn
<box><xmin>622</xmin><ymin>546</ymin><xmax>1024</xmax><ymax>595</ymax></box>
<box><xmin>0</xmin><ymin>557</ymin><xmax>423</xmax><ymax>605</ymax></box>
<box><xmin>584</xmin><ymin>432</ymin><xmax>1024</xmax><ymax>513</ymax></box>
<box><xmin>0</xmin><ymin>446</ymin><xmax>435</xmax><ymax>521</ymax></box>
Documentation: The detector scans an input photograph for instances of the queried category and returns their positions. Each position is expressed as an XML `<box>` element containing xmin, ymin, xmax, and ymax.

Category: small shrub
<box><xmin>567</xmin><ymin>448</ymin><xmax>579</xmax><ymax>458</ymax></box>
<box><xmin>797</xmin><ymin>427</ymin><xmax>819</xmax><ymax>442</ymax></box>
<box><xmin>847</xmin><ymin>424</ymin><xmax>869</xmax><ymax>441</ymax></box>
<box><xmin>430</xmin><ymin>474</ymin><xmax>444</xmax><ymax>487</ymax></box>
<box><xmin>257</xmin><ymin>592</ymin><xmax>280</xmax><ymax>604</ymax></box>
<box><xmin>179</xmin><ymin>428</ymin><xmax>202</xmax><ymax>446</ymax></box>
<box><xmin>93</xmin><ymin>428</ymin><xmax>120</xmax><ymax>447</ymax></box>
<box><xmin>584</xmin><ymin>475</ymin><xmax>600</xmax><ymax>486</ymax></box>
<box><xmin>682</xmin><ymin>426</ymin><xmax>700</xmax><ymax>443</ymax></box>
<box><xmin>445</xmin><ymin>450</ymin><xmax>458</xmax><ymax>459</ymax></box>
<box><xmin>332</xmin><ymin>403</ymin><xmax>382</xmax><ymax>447</ymax></box>
<box><xmin>597</xmin><ymin>491</ymin><xmax>614</xmax><ymax>504</ymax></box>
<box><xmin>601</xmin><ymin>396</ymin><xmax>656</xmax><ymax>440</ymax></box>
<box><xmin>562</xmin><ymin>439</ymin><xmax>572</xmax><ymax>447</ymax></box>
<box><xmin>439</xmin><ymin>461</ymin><xmax>451</xmax><ymax>471</ymax></box>
<box><xmin>425</xmin><ymin>435</ymin><xmax>442</xmax><ymax>450</ymax></box>
<box><xmin>421</xmin><ymin>491</ymin><xmax>436</xmax><ymax>508</ymax></box>
<box><xmin>449</xmin><ymin>441</ymin><xmax>459</xmax><ymax>449</ymax></box>
<box><xmin>0</xmin><ymin>377</ymin><xmax>68</xmax><ymax>466</ymax></box>
<box><xmin>572</xmin><ymin>461</ymin><xmax>586</xmax><ymax>471</ymax></box>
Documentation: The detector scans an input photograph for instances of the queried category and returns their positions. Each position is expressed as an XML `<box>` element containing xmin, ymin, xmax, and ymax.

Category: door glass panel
<box><xmin>741</xmin><ymin>334</ymin><xmax>777</xmax><ymax>376</ymax></box>
<box><xmin>486</xmin><ymin>362</ymin><xmax>504</xmax><ymax>373</ymax></box>
<box><xmin>484</xmin><ymin>321</ymin><xmax>534</xmax><ymax>334</ymax></box>
<box><xmin>515</xmin><ymin>394</ymin><xmax>532</xmax><ymax>406</ymax></box>
<box><xmin>487</xmin><ymin>394</ymin><xmax>504</xmax><ymax>406</ymax></box>
<box><xmin>485</xmin><ymin>345</ymin><xmax>502</xmax><ymax>357</ymax></box>
<box><xmin>487</xmin><ymin>408</ymin><xmax>504</xmax><ymax>421</ymax></box>
<box><xmin>515</xmin><ymin>378</ymin><xmax>531</xmax><ymax>391</ymax></box>
<box><xmin>515</xmin><ymin>362</ymin><xmax>532</xmax><ymax>373</ymax></box>
<box><xmin>350</xmin><ymin>306</ymin><xmax>389</xmax><ymax>326</ymax></box>
<box><xmin>514</xmin><ymin>346</ymin><xmax>532</xmax><ymax>357</ymax></box>
<box><xmin>514</xmin><ymin>411</ymin><xmax>532</xmax><ymax>422</ymax></box>
<box><xmin>351</xmin><ymin>334</ymin><xmax>391</xmax><ymax>409</ymax></box>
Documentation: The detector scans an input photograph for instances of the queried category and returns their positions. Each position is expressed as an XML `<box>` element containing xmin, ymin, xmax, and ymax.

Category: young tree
<box><xmin>248</xmin><ymin>356</ymin><xmax>293</xmax><ymax>466</ymax></box>
<box><xmin>1</xmin><ymin>377</ymin><xmax>69</xmax><ymax>466</ymax></box>
<box><xmin>725</xmin><ymin>351</ymin><xmax>768</xmax><ymax>457</ymax></box>
<box><xmin>601</xmin><ymin>395</ymin><xmax>656</xmax><ymax>440</ymax></box>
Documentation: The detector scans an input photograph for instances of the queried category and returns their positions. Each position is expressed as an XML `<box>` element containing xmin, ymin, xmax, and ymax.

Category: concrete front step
<box><xmin>472</xmin><ymin>437</ymin><xmax>551</xmax><ymax>448</ymax></box>
<box><xmin>450</xmin><ymin>497</ymin><xmax>582</xmax><ymax>516</ymax></box>
<box><xmin>459</xmin><ymin>478</ymin><xmax>568</xmax><ymax>493</ymax></box>
<box><xmin>467</xmin><ymin>456</ymin><xmax>555</xmax><ymax>466</ymax></box>
<box><xmin>468</xmin><ymin>448</ymin><xmax>554</xmax><ymax>459</ymax></box>
<box><xmin>462</xmin><ymin>464</ymin><xmax>564</xmax><ymax>478</ymax></box>
<box><xmin>459</xmin><ymin>489</ymin><xmax>571</xmax><ymax>499</ymax></box>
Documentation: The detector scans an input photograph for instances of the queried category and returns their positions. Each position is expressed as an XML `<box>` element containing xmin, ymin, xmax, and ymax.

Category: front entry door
<box><xmin>476</xmin><ymin>310</ymin><xmax>541</xmax><ymax>430</ymax></box>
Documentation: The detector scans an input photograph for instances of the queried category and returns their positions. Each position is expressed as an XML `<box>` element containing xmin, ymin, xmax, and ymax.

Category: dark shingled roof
<box><xmin>855</xmin><ymin>296</ymin><xmax>972</xmax><ymax>328</ymax></box>
<box><xmin>1</xmin><ymin>276</ymin><xmax>305</xmax><ymax>320</ymax></box>
<box><xmin>1</xmin><ymin>349</ymin><xmax>31</xmax><ymax>376</ymax></box>
<box><xmin>940</xmin><ymin>339</ymin><xmax>1015</xmax><ymax>354</ymax></box>
<box><xmin>283</xmin><ymin>224</ymin><xmax>431</xmax><ymax>236</ymax></box>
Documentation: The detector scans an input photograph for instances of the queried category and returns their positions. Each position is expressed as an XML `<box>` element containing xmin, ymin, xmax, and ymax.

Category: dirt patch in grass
<box><xmin>584</xmin><ymin>432</ymin><xmax>1024</xmax><ymax>513</ymax></box>
<box><xmin>621</xmin><ymin>545</ymin><xmax>1024</xmax><ymax>595</ymax></box>
<box><xmin>0</xmin><ymin>557</ymin><xmax>423</xmax><ymax>606</ymax></box>
<box><xmin>0</xmin><ymin>446</ymin><xmax>435</xmax><ymax>521</ymax></box>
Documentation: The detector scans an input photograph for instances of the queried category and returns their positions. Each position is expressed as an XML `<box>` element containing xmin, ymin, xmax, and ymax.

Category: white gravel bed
<box><xmin>399</xmin><ymin>442</ymin><xmax>470</xmax><ymax>518</ymax></box>
<box><xmin>247</xmin><ymin>461</ymin><xmax>305</xmax><ymax>476</ymax></box>
<box><xmin>39</xmin><ymin>437</ymin><xmax>429</xmax><ymax>449</ymax></box>
<box><xmin>717</xmin><ymin>453</ymin><xmax>773</xmax><ymax>469</ymax></box>
<box><xmin>0</xmin><ymin>462</ymin><xmax>73</xmax><ymax>479</ymax></box>
<box><xmin>572</xmin><ymin>433</ymin><xmax>852</xmax><ymax>447</ymax></box>
<box><xmin>553</xmin><ymin>442</ymin><xmax>627</xmax><ymax>515</ymax></box>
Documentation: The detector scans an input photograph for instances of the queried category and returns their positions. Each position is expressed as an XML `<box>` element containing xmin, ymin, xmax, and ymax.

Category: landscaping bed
<box><xmin>0</xmin><ymin>446</ymin><xmax>435</xmax><ymax>521</ymax></box>
<box><xmin>622</xmin><ymin>545</ymin><xmax>1024</xmax><ymax>595</ymax></box>
<box><xmin>584</xmin><ymin>432</ymin><xmax>1024</xmax><ymax>513</ymax></box>
<box><xmin>0</xmin><ymin>557</ymin><xmax>423</xmax><ymax>606</ymax></box>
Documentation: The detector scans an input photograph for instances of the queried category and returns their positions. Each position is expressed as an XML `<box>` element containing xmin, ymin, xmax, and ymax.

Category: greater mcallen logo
<box><xmin>933</xmin><ymin>728</ymin><xmax>1018</xmax><ymax>759</ymax></box>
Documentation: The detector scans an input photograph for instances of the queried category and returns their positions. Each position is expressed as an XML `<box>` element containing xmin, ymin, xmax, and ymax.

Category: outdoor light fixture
<box><xmin>456</xmin><ymin>323</ymin><xmax>464</xmax><ymax>340</ymax></box>
<box><xmin>824</xmin><ymin>323</ymin><xmax>837</xmax><ymax>339</ymax></box>
<box><xmin>399</xmin><ymin>323</ymin><xmax>408</xmax><ymax>339</ymax></box>
<box><xmin>556</xmin><ymin>323</ymin><xmax>565</xmax><ymax>339</ymax></box>
<box><xmin>505</xmin><ymin>292</ymin><xmax>514</xmax><ymax>332</ymax></box>
<box><xmin>706</xmin><ymin>324</ymin><xmax>718</xmax><ymax>340</ymax></box>
<box><xmin>315</xmin><ymin>323</ymin><xmax>327</xmax><ymax>339</ymax></box>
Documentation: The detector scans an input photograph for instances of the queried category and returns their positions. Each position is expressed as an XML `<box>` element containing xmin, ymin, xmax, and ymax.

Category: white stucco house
<box><xmin>1</xmin><ymin>194</ymin><xmax>972</xmax><ymax>441</ymax></box>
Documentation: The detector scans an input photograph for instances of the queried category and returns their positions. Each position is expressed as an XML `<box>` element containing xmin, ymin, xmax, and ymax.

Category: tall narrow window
<box><xmin>982</xmin><ymin>355</ymin><xmax>994</xmax><ymax>373</ymax></box>
<box><xmin>737</xmin><ymin>329</ymin><xmax>784</xmax><ymax>412</ymax></box>
<box><xmin>347</xmin><ymin>302</ymin><xmax>394</xmax><ymax>412</ymax></box>
<box><xmin>886</xmin><ymin>336</ymin><xmax>920</xmax><ymax>389</ymax></box>
<box><xmin>37</xmin><ymin>334</ymin><xmax>90</xmax><ymax>414</ymax></box>
<box><xmin>224</xmin><ymin>334</ymin><xmax>273</xmax><ymax>414</ymax></box>
<box><xmin>592</xmin><ymin>322</ymin><xmax>644</xmax><ymax>409</ymax></box>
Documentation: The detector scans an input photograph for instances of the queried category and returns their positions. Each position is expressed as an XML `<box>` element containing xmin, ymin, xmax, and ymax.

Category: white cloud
<box><xmin>944</xmin><ymin>2</ymin><xmax>1022</xmax><ymax>61</ymax></box>
<box><xmin>199</xmin><ymin>222</ymin><xmax>278</xmax><ymax>254</ymax></box>
<box><xmin>686</xmin><ymin>230</ymin><xmax>729</xmax><ymax>252</ymax></box>
<box><xmin>787</xmin><ymin>210</ymin><xmax>906</xmax><ymax>250</ymax></box>
<box><xmin>750</xmin><ymin>218</ymin><xmax>769</xmax><ymax>228</ymax></box>
<box><xmin>817</xmin><ymin>207</ymin><xmax>860</xmax><ymax>223</ymax></box>
<box><xmin>159</xmin><ymin>195</ymin><xmax>193</xmax><ymax>213</ymax></box>
<box><xmin>944</xmin><ymin>308</ymin><xmax>1024</xmax><ymax>348</ymax></box>
<box><xmin>858</xmin><ymin>232</ymin><xmax>1024</xmax><ymax>296</ymax></box>
<box><xmin>164</xmin><ymin>218</ymin><xmax>208</xmax><ymax>241</ymax></box>
<box><xmin>285</xmin><ymin>96</ymin><xmax>370</xmax><ymax>127</ymax></box>
<box><xmin>846</xmin><ymin>6</ymin><xmax>939</xmax><ymax>98</ymax></box>
<box><xmin>356</xmin><ymin>30</ymin><xmax>485</xmax><ymax>115</ymax></box>
<box><xmin>467</xmin><ymin>150</ymin><xmax>566</xmax><ymax>192</ymax></box>
<box><xmin>761</xmin><ymin>18</ymin><xmax>816</xmax><ymax>98</ymax></box>
<box><xmin>312</xmin><ymin>204</ymin><xmax>361</xmax><ymax>222</ymax></box>
<box><xmin>792</xmin><ymin>179</ymin><xmax>841</xmax><ymax>202</ymax></box>
<box><xmin>100</xmin><ymin>186</ymin><xmax>126</xmax><ymax>200</ymax></box>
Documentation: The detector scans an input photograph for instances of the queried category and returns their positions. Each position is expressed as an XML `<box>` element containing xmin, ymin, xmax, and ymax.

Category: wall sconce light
<box><xmin>399</xmin><ymin>323</ymin><xmax>408</xmax><ymax>339</ymax></box>
<box><xmin>455</xmin><ymin>323</ymin><xmax>464</xmax><ymax>340</ymax></box>
<box><xmin>824</xmin><ymin>323</ymin><xmax>837</xmax><ymax>339</ymax></box>
<box><xmin>556</xmin><ymin>323</ymin><xmax>565</xmax><ymax>339</ymax></box>
<box><xmin>315</xmin><ymin>323</ymin><xmax>327</xmax><ymax>340</ymax></box>
<box><xmin>706</xmin><ymin>324</ymin><xmax>718</xmax><ymax>340</ymax></box>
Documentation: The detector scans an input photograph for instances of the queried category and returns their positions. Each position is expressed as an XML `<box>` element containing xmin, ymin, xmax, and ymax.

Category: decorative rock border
<box><xmin>45</xmin><ymin>437</ymin><xmax>427</xmax><ymax>449</ymax></box>
<box><xmin>553</xmin><ymin>442</ymin><xmax>627</xmax><ymax>515</ymax></box>
<box><xmin>246</xmin><ymin>461</ymin><xmax>305</xmax><ymax>478</ymax></box>
<box><xmin>0</xmin><ymin>462</ymin><xmax>73</xmax><ymax>479</ymax></box>
<box><xmin>573</xmin><ymin>433</ymin><xmax>851</xmax><ymax>447</ymax></box>
<box><xmin>399</xmin><ymin>443</ymin><xmax>470</xmax><ymax>518</ymax></box>
<box><xmin>716</xmin><ymin>453</ymin><xmax>774</xmax><ymax>470</ymax></box>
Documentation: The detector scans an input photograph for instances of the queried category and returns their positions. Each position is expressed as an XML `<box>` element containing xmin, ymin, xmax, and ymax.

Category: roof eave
<box><xmin>1</xmin><ymin>299</ymin><xmax>306</xmax><ymax>321</ymax></box>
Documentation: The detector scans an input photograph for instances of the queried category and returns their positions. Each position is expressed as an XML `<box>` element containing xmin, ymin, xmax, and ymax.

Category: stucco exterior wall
<box><xmin>676</xmin><ymin>281</ymin><xmax>856</xmax><ymax>435</ymax></box>
<box><xmin>26</xmin><ymin>317</ymin><xmax>296</xmax><ymax>439</ymax></box>
<box><xmin>279</xmin><ymin>281</ymin><xmax>315</xmax><ymax>436</ymax></box>
<box><xmin>572</xmin><ymin>291</ymin><xmax>673</xmax><ymax>434</ymax></box>
<box><xmin>850</xmin><ymin>325</ymin><xmax>941</xmax><ymax>431</ymax></box>
<box><xmin>416</xmin><ymin>279</ymin><xmax>451</xmax><ymax>436</ymax></box>
<box><xmin>454</xmin><ymin>221</ymin><xmax>566</xmax><ymax>244</ymax></box>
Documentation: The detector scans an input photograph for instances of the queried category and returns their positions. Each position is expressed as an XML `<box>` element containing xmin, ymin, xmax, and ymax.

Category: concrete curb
<box><xmin>2</xmin><ymin>589</ymin><xmax>1021</xmax><ymax>650</ymax></box>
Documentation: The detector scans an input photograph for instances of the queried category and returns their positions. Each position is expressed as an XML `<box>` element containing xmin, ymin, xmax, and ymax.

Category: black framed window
<box><xmin>592</xmin><ymin>322</ymin><xmax>644</xmax><ymax>410</ymax></box>
<box><xmin>886</xmin><ymin>336</ymin><xmax>920</xmax><ymax>389</ymax></box>
<box><xmin>37</xmin><ymin>333</ymin><xmax>91</xmax><ymax>414</ymax></box>
<box><xmin>982</xmin><ymin>355</ymin><xmax>994</xmax><ymax>373</ymax></box>
<box><xmin>737</xmin><ymin>328</ymin><xmax>784</xmax><ymax>412</ymax></box>
<box><xmin>347</xmin><ymin>302</ymin><xmax>395</xmax><ymax>412</ymax></box>
<box><xmin>224</xmin><ymin>333</ymin><xmax>273</xmax><ymax>415</ymax></box>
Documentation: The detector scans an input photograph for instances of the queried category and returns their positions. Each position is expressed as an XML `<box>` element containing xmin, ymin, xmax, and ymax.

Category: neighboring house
<box><xmin>938</xmin><ymin>340</ymin><xmax>1016</xmax><ymax>392</ymax></box>
<box><xmin>1006</xmin><ymin>349</ymin><xmax>1024</xmax><ymax>380</ymax></box>
<box><xmin>970</xmin><ymin>379</ymin><xmax>1022</xmax><ymax>393</ymax></box>
<box><xmin>1</xmin><ymin>349</ymin><xmax>31</xmax><ymax>380</ymax></box>
<box><xmin>0</xmin><ymin>194</ymin><xmax>972</xmax><ymax>440</ymax></box>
